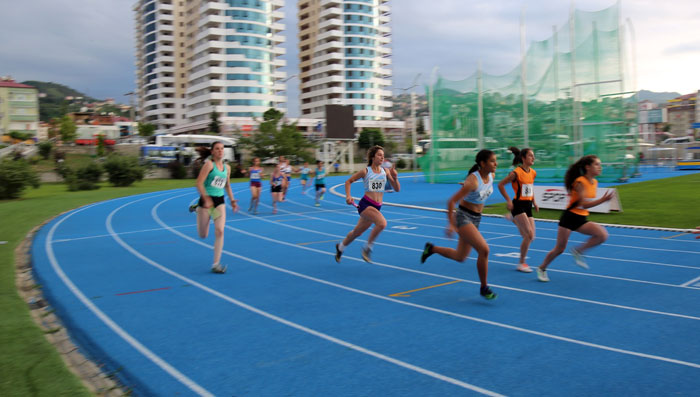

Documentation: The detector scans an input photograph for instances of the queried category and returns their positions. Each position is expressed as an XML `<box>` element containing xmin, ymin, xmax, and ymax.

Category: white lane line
<box><xmin>152</xmin><ymin>195</ymin><xmax>700</xmax><ymax>370</ymax></box>
<box><xmin>229</xmin><ymin>200</ymin><xmax>700</xmax><ymax>320</ymax></box>
<box><xmin>103</xmin><ymin>194</ymin><xmax>504</xmax><ymax>396</ymax></box>
<box><xmin>327</xmin><ymin>182</ymin><xmax>700</xmax><ymax>242</ymax></box>
<box><xmin>284</xmin><ymin>196</ymin><xmax>700</xmax><ymax>272</ymax></box>
<box><xmin>46</xmin><ymin>195</ymin><xmax>214</xmax><ymax>397</ymax></box>
<box><xmin>681</xmin><ymin>275</ymin><xmax>700</xmax><ymax>288</ymax></box>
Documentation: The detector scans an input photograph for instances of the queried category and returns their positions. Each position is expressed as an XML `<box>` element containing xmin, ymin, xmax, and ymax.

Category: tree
<box><xmin>0</xmin><ymin>159</ymin><xmax>40</xmax><ymax>199</ymax></box>
<box><xmin>357</xmin><ymin>128</ymin><xmax>385</xmax><ymax>150</ymax></box>
<box><xmin>208</xmin><ymin>110</ymin><xmax>221</xmax><ymax>134</ymax></box>
<box><xmin>59</xmin><ymin>115</ymin><xmax>77</xmax><ymax>142</ymax></box>
<box><xmin>416</xmin><ymin>117</ymin><xmax>426</xmax><ymax>135</ymax></box>
<box><xmin>138</xmin><ymin>122</ymin><xmax>156</xmax><ymax>137</ymax></box>
<box><xmin>237</xmin><ymin>108</ymin><xmax>315</xmax><ymax>163</ymax></box>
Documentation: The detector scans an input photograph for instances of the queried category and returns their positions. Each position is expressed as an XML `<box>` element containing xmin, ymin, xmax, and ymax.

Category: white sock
<box><xmin>338</xmin><ymin>242</ymin><xmax>346</xmax><ymax>252</ymax></box>
<box><xmin>364</xmin><ymin>242</ymin><xmax>373</xmax><ymax>250</ymax></box>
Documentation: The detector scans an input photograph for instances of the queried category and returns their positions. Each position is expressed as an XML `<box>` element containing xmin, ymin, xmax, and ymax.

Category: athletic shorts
<box><xmin>286</xmin><ymin>175</ymin><xmax>292</xmax><ymax>182</ymax></box>
<box><xmin>559</xmin><ymin>210</ymin><xmax>588</xmax><ymax>231</ymax></box>
<box><xmin>301</xmin><ymin>175</ymin><xmax>309</xmax><ymax>181</ymax></box>
<box><xmin>358</xmin><ymin>195</ymin><xmax>382</xmax><ymax>215</ymax></box>
<box><xmin>250</xmin><ymin>181</ymin><xmax>262</xmax><ymax>188</ymax></box>
<box><xmin>198</xmin><ymin>195</ymin><xmax>225</xmax><ymax>208</ymax></box>
<box><xmin>456</xmin><ymin>204</ymin><xmax>482</xmax><ymax>229</ymax></box>
<box><xmin>271</xmin><ymin>185</ymin><xmax>283</xmax><ymax>193</ymax></box>
<box><xmin>511</xmin><ymin>199</ymin><xmax>533</xmax><ymax>217</ymax></box>
<box><xmin>315</xmin><ymin>184</ymin><xmax>325</xmax><ymax>191</ymax></box>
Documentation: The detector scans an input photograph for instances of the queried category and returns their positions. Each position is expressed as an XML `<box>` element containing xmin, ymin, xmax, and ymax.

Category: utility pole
<box><xmin>124</xmin><ymin>92</ymin><xmax>136</xmax><ymax>135</ymax></box>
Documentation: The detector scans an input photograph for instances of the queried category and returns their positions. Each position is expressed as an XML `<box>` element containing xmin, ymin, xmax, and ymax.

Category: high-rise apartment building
<box><xmin>297</xmin><ymin>0</ymin><xmax>392</xmax><ymax>121</ymax></box>
<box><xmin>134</xmin><ymin>0</ymin><xmax>287</xmax><ymax>133</ymax></box>
<box><xmin>0</xmin><ymin>78</ymin><xmax>39</xmax><ymax>141</ymax></box>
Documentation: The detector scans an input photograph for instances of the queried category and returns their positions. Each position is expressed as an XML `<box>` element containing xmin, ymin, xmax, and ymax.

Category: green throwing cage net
<box><xmin>419</xmin><ymin>3</ymin><xmax>639</xmax><ymax>183</ymax></box>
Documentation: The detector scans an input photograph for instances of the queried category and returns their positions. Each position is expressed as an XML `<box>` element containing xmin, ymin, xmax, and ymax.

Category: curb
<box><xmin>14</xmin><ymin>215</ymin><xmax>128</xmax><ymax>396</ymax></box>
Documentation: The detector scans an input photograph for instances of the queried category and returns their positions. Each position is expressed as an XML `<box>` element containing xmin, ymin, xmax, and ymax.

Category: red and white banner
<box><xmin>534</xmin><ymin>185</ymin><xmax>622</xmax><ymax>213</ymax></box>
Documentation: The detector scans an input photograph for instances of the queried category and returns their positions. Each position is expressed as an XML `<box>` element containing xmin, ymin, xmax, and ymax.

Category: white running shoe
<box><xmin>536</xmin><ymin>267</ymin><xmax>549</xmax><ymax>282</ymax></box>
<box><xmin>361</xmin><ymin>246</ymin><xmax>372</xmax><ymax>263</ymax></box>
<box><xmin>516</xmin><ymin>263</ymin><xmax>533</xmax><ymax>273</ymax></box>
<box><xmin>570</xmin><ymin>248</ymin><xmax>589</xmax><ymax>269</ymax></box>
<box><xmin>211</xmin><ymin>263</ymin><xmax>227</xmax><ymax>274</ymax></box>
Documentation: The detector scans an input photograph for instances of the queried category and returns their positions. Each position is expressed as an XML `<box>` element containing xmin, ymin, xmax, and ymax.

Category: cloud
<box><xmin>1</xmin><ymin>0</ymin><xmax>699</xmax><ymax>114</ymax></box>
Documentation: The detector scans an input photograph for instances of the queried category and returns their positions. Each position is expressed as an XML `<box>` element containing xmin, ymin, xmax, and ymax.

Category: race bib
<box><xmin>210</xmin><ymin>176</ymin><xmax>226</xmax><ymax>189</ymax></box>
<box><xmin>368</xmin><ymin>180</ymin><xmax>384</xmax><ymax>192</ymax></box>
<box><xmin>521</xmin><ymin>183</ymin><xmax>534</xmax><ymax>198</ymax></box>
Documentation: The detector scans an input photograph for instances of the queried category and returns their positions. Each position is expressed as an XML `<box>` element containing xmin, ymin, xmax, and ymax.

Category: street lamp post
<box><xmin>395</xmin><ymin>73</ymin><xmax>422</xmax><ymax>175</ymax></box>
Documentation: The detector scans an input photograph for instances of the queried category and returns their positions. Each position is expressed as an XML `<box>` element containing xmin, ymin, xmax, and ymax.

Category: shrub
<box><xmin>397</xmin><ymin>158</ymin><xmax>407</xmax><ymax>169</ymax></box>
<box><xmin>167</xmin><ymin>160</ymin><xmax>187</xmax><ymax>179</ymax></box>
<box><xmin>0</xmin><ymin>159</ymin><xmax>40</xmax><ymax>199</ymax></box>
<box><xmin>103</xmin><ymin>155</ymin><xmax>145</xmax><ymax>187</ymax></box>
<box><xmin>38</xmin><ymin>141</ymin><xmax>52</xmax><ymax>159</ymax></box>
<box><xmin>66</xmin><ymin>162</ymin><xmax>102</xmax><ymax>191</ymax></box>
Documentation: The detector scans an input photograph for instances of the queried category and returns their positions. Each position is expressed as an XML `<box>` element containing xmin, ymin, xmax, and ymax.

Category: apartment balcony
<box><xmin>311</xmin><ymin>64</ymin><xmax>345</xmax><ymax>75</ymax></box>
<box><xmin>157</xmin><ymin>2</ymin><xmax>173</xmax><ymax>12</ymax></box>
<box><xmin>318</xmin><ymin>18</ymin><xmax>342</xmax><ymax>31</ymax></box>
<box><xmin>313</xmin><ymin>52</ymin><xmax>344</xmax><ymax>64</ymax></box>
<box><xmin>158</xmin><ymin>44</ymin><xmax>175</xmax><ymax>52</ymax></box>
<box><xmin>197</xmin><ymin>14</ymin><xmax>226</xmax><ymax>28</ymax></box>
<box><xmin>316</xmin><ymin>29</ymin><xmax>343</xmax><ymax>42</ymax></box>
<box><xmin>190</xmin><ymin>53</ymin><xmax>226</xmax><ymax>68</ymax></box>
<box><xmin>271</xmin><ymin>10</ymin><xmax>284</xmax><ymax>21</ymax></box>
<box><xmin>315</xmin><ymin>40</ymin><xmax>343</xmax><ymax>53</ymax></box>
<box><xmin>188</xmin><ymin>67</ymin><xmax>228</xmax><ymax>81</ymax></box>
<box><xmin>319</xmin><ymin>6</ymin><xmax>342</xmax><ymax>19</ymax></box>
<box><xmin>199</xmin><ymin>1</ymin><xmax>226</xmax><ymax>13</ymax></box>
<box><xmin>186</xmin><ymin>79</ymin><xmax>227</xmax><ymax>94</ymax></box>
<box><xmin>304</xmin><ymin>75</ymin><xmax>345</xmax><ymax>87</ymax></box>
<box><xmin>320</xmin><ymin>0</ymin><xmax>342</xmax><ymax>7</ymax></box>
<box><xmin>185</xmin><ymin>92</ymin><xmax>228</xmax><ymax>107</ymax></box>
<box><xmin>148</xmin><ymin>76</ymin><xmax>175</xmax><ymax>87</ymax></box>
<box><xmin>195</xmin><ymin>27</ymin><xmax>226</xmax><ymax>42</ymax></box>
<box><xmin>300</xmin><ymin>86</ymin><xmax>344</xmax><ymax>100</ymax></box>
<box><xmin>379</xmin><ymin>14</ymin><xmax>390</xmax><ymax>24</ymax></box>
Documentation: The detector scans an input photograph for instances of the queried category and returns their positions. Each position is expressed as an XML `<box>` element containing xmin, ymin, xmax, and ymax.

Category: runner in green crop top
<box><xmin>194</xmin><ymin>141</ymin><xmax>239</xmax><ymax>274</ymax></box>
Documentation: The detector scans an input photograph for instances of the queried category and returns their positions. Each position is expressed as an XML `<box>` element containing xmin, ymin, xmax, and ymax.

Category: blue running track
<box><xmin>31</xmin><ymin>175</ymin><xmax>700</xmax><ymax>396</ymax></box>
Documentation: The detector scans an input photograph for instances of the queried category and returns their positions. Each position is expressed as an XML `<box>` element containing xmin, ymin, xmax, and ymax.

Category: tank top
<box><xmin>511</xmin><ymin>166</ymin><xmax>536</xmax><ymax>201</ymax></box>
<box><xmin>249</xmin><ymin>168</ymin><xmax>261</xmax><ymax>182</ymax></box>
<box><xmin>363</xmin><ymin>166</ymin><xmax>387</xmax><ymax>193</ymax></box>
<box><xmin>568</xmin><ymin>176</ymin><xmax>597</xmax><ymax>216</ymax></box>
<box><xmin>204</xmin><ymin>161</ymin><xmax>228</xmax><ymax>197</ymax></box>
<box><xmin>463</xmin><ymin>171</ymin><xmax>494</xmax><ymax>205</ymax></box>
<box><xmin>271</xmin><ymin>173</ymin><xmax>284</xmax><ymax>187</ymax></box>
<box><xmin>315</xmin><ymin>168</ymin><xmax>326</xmax><ymax>185</ymax></box>
<box><xmin>301</xmin><ymin>167</ymin><xmax>310</xmax><ymax>176</ymax></box>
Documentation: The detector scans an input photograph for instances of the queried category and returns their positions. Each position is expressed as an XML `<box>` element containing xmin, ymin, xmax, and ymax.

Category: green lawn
<box><xmin>31</xmin><ymin>153</ymin><xmax>98</xmax><ymax>173</ymax></box>
<box><xmin>483</xmin><ymin>172</ymin><xmax>700</xmax><ymax>229</ymax></box>
<box><xmin>1</xmin><ymin>173</ymin><xmax>698</xmax><ymax>395</ymax></box>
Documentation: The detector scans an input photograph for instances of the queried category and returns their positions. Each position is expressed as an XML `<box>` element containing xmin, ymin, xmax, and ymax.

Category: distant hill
<box><xmin>21</xmin><ymin>81</ymin><xmax>100</xmax><ymax>122</ymax></box>
<box><xmin>637</xmin><ymin>89</ymin><xmax>682</xmax><ymax>104</ymax></box>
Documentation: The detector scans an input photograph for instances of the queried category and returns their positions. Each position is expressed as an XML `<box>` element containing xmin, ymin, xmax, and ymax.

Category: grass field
<box><xmin>0</xmin><ymin>173</ymin><xmax>697</xmax><ymax>395</ymax></box>
<box><xmin>483</xmin><ymin>172</ymin><xmax>700</xmax><ymax>229</ymax></box>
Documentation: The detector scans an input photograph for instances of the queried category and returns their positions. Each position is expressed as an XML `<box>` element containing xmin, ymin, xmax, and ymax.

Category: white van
<box><xmin>662</xmin><ymin>136</ymin><xmax>693</xmax><ymax>145</ymax></box>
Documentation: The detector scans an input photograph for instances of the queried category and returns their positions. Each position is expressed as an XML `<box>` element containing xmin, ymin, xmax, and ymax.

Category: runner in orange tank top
<box><xmin>536</xmin><ymin>155</ymin><xmax>614</xmax><ymax>282</ymax></box>
<box><xmin>498</xmin><ymin>147</ymin><xmax>539</xmax><ymax>273</ymax></box>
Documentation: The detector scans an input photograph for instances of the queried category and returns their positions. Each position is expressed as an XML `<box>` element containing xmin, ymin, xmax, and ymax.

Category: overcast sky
<box><xmin>1</xmin><ymin>0</ymin><xmax>698</xmax><ymax>118</ymax></box>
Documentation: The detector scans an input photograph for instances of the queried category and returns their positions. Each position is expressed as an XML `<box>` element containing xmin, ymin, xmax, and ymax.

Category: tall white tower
<box><xmin>134</xmin><ymin>0</ymin><xmax>287</xmax><ymax>133</ymax></box>
<box><xmin>297</xmin><ymin>0</ymin><xmax>393</xmax><ymax>121</ymax></box>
